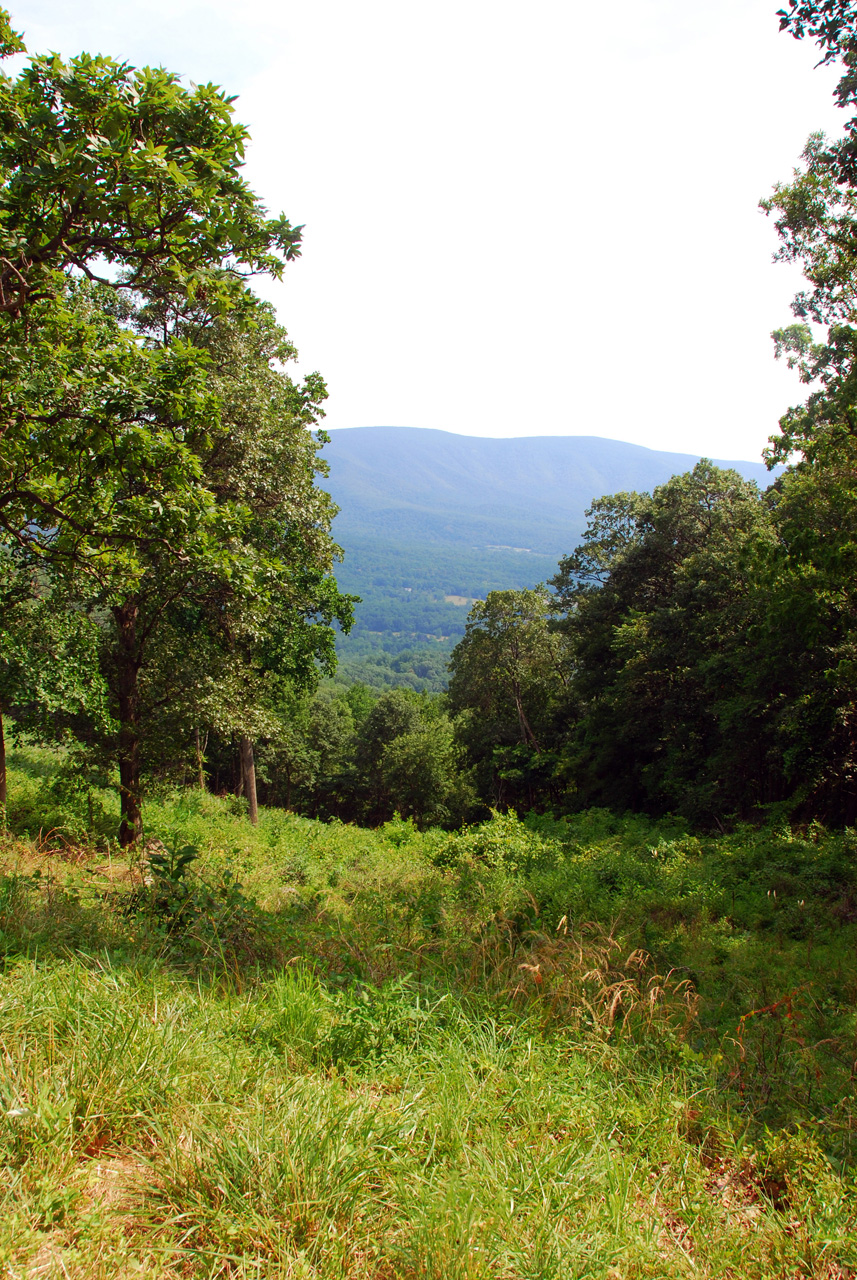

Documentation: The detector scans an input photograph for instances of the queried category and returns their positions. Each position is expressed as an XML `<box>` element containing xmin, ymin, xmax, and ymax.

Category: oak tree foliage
<box><xmin>0</xmin><ymin>10</ymin><xmax>352</xmax><ymax>841</ymax></box>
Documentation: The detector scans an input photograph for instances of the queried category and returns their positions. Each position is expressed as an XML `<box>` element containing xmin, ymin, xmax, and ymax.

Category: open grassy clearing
<box><xmin>1</xmin><ymin>746</ymin><xmax>856</xmax><ymax>1277</ymax></box>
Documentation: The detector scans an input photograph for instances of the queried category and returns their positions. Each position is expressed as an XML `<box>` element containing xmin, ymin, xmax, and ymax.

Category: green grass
<box><xmin>1</xmin><ymin>745</ymin><xmax>856</xmax><ymax>1277</ymax></box>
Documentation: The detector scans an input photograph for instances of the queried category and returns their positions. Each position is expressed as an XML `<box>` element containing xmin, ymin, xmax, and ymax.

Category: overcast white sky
<box><xmin>6</xmin><ymin>0</ymin><xmax>846</xmax><ymax>461</ymax></box>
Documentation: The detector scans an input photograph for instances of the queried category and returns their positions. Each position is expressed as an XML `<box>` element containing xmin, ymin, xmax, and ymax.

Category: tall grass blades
<box><xmin>1</xmin><ymin>747</ymin><xmax>856</xmax><ymax>1275</ymax></box>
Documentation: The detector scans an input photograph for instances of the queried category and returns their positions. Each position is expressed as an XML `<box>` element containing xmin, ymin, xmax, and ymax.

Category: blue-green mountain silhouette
<box><xmin>319</xmin><ymin>427</ymin><xmax>776</xmax><ymax>685</ymax></box>
<box><xmin>322</xmin><ymin>427</ymin><xmax>773</xmax><ymax>554</ymax></box>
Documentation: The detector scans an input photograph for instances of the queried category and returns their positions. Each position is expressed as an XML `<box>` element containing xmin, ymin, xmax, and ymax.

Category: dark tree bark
<box><xmin>240</xmin><ymin>734</ymin><xmax>258</xmax><ymax>825</ymax></box>
<box><xmin>513</xmin><ymin>682</ymin><xmax>541</xmax><ymax>752</ymax></box>
<box><xmin>113</xmin><ymin>599</ymin><xmax>143</xmax><ymax>847</ymax></box>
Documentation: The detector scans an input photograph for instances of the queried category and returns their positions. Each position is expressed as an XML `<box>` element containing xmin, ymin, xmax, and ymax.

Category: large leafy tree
<box><xmin>0</xmin><ymin>12</ymin><xmax>352</xmax><ymax>841</ymax></box>
<box><xmin>0</xmin><ymin>11</ymin><xmax>301</xmax><ymax>557</ymax></box>
<box><xmin>552</xmin><ymin>464</ymin><xmax>779</xmax><ymax>820</ymax></box>
<box><xmin>91</xmin><ymin>303</ymin><xmax>352</xmax><ymax>843</ymax></box>
<box><xmin>448</xmin><ymin>587</ymin><xmax>569</xmax><ymax>811</ymax></box>
<box><xmin>0</xmin><ymin>10</ymin><xmax>298</xmax><ymax>320</ymax></box>
<box><xmin>0</xmin><ymin>13</ymin><xmax>302</xmax><ymax>561</ymax></box>
<box><xmin>748</xmin><ymin>0</ymin><xmax>857</xmax><ymax>820</ymax></box>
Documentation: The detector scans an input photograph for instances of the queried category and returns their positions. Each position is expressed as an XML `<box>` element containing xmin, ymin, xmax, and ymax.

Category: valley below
<box><xmin>321</xmin><ymin>428</ymin><xmax>776</xmax><ymax>687</ymax></box>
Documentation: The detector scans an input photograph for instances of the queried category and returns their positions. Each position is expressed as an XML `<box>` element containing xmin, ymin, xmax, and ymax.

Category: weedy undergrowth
<box><xmin>1</xmin><ymin>748</ymin><xmax>856</xmax><ymax>1277</ymax></box>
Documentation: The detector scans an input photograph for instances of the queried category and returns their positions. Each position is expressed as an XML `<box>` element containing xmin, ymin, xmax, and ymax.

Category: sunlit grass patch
<box><xmin>0</xmin><ymin>946</ymin><xmax>854</xmax><ymax>1277</ymax></box>
<box><xmin>1</xmin><ymin>749</ymin><xmax>857</xmax><ymax>1275</ymax></box>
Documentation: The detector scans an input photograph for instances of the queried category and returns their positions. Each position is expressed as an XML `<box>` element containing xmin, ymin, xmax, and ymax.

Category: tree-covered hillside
<box><xmin>320</xmin><ymin>429</ymin><xmax>778</xmax><ymax>679</ymax></box>
<box><xmin>320</xmin><ymin>428</ymin><xmax>774</xmax><ymax>553</ymax></box>
<box><xmin>2</xmin><ymin>0</ymin><xmax>857</xmax><ymax>829</ymax></box>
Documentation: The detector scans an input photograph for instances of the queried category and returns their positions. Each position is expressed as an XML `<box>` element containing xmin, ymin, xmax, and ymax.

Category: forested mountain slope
<box><xmin>322</xmin><ymin>427</ymin><xmax>773</xmax><ymax>552</ymax></box>
<box><xmin>320</xmin><ymin>427</ymin><xmax>776</xmax><ymax>678</ymax></box>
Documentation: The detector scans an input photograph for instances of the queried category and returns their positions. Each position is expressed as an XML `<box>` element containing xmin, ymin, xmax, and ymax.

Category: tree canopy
<box><xmin>0</xmin><ymin>10</ymin><xmax>352</xmax><ymax>841</ymax></box>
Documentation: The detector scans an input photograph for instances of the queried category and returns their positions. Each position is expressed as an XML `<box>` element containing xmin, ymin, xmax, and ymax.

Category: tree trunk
<box><xmin>0</xmin><ymin>704</ymin><xmax>6</xmax><ymax>810</ymax></box>
<box><xmin>240</xmin><ymin>735</ymin><xmax>258</xmax><ymax>825</ymax></box>
<box><xmin>113</xmin><ymin>599</ymin><xmax>143</xmax><ymax>847</ymax></box>
<box><xmin>513</xmin><ymin>682</ymin><xmax>540</xmax><ymax>751</ymax></box>
<box><xmin>195</xmin><ymin>727</ymin><xmax>206</xmax><ymax>791</ymax></box>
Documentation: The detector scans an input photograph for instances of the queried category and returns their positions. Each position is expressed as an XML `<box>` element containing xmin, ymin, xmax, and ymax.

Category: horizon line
<box><xmin>322</xmin><ymin>424</ymin><xmax>771</xmax><ymax>468</ymax></box>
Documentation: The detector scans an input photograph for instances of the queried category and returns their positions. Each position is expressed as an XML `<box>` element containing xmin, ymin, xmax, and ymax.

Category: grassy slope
<box><xmin>1</xmin><ymin>746</ymin><xmax>856</xmax><ymax>1278</ymax></box>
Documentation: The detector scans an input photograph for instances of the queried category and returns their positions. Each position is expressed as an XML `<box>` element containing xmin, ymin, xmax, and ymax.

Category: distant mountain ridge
<box><xmin>321</xmin><ymin>427</ymin><xmax>775</xmax><ymax>557</ymax></box>
<box><xmin>318</xmin><ymin>427</ymin><xmax>778</xmax><ymax>684</ymax></box>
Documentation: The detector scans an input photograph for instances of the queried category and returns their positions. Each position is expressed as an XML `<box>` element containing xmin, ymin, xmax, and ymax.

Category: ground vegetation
<box><xmin>1</xmin><ymin>745</ymin><xmax>856</xmax><ymax>1277</ymax></box>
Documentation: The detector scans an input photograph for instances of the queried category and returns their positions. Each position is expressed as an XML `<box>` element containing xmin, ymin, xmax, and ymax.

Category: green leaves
<box><xmin>0</xmin><ymin>45</ymin><xmax>299</xmax><ymax>318</ymax></box>
<box><xmin>148</xmin><ymin>843</ymin><xmax>200</xmax><ymax>885</ymax></box>
<box><xmin>0</xmin><ymin>8</ymin><xmax>23</xmax><ymax>58</ymax></box>
<box><xmin>0</xmin><ymin>19</ymin><xmax>351</xmax><ymax>842</ymax></box>
<box><xmin>0</xmin><ymin>282</ymin><xmax>226</xmax><ymax>598</ymax></box>
<box><xmin>552</xmin><ymin>464</ymin><xmax>781</xmax><ymax>822</ymax></box>
<box><xmin>0</xmin><ymin>549</ymin><xmax>114</xmax><ymax>742</ymax></box>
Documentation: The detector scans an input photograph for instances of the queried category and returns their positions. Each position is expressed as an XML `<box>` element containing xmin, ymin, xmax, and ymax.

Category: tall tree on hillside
<box><xmin>552</xmin><ymin>464</ymin><xmax>779</xmax><ymax>820</ymax></box>
<box><xmin>99</xmin><ymin>300</ymin><xmax>353</xmax><ymax>839</ymax></box>
<box><xmin>0</xmin><ymin>20</ymin><xmax>303</xmax><ymax>562</ymax></box>
<box><xmin>748</xmin><ymin>0</ymin><xmax>857</xmax><ymax>819</ymax></box>
<box><xmin>0</xmin><ymin>15</ymin><xmax>352</xmax><ymax>842</ymax></box>
<box><xmin>48</xmin><ymin>298</ymin><xmax>353</xmax><ymax>845</ymax></box>
<box><xmin>448</xmin><ymin>587</ymin><xmax>568</xmax><ymax>811</ymax></box>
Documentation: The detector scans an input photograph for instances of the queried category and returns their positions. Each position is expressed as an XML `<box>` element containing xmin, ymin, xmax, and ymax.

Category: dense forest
<box><xmin>4</xmin><ymin>5</ymin><xmax>857</xmax><ymax>1274</ymax></box>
